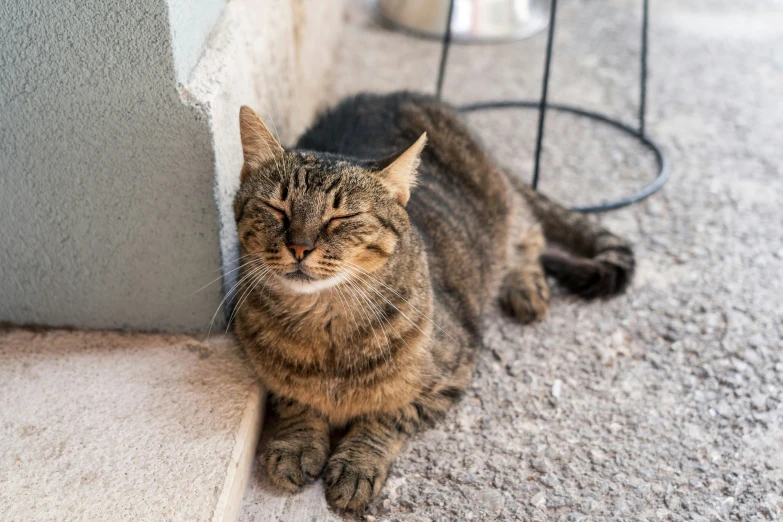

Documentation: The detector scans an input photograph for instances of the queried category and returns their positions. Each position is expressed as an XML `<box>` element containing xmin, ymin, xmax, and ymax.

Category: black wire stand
<box><xmin>435</xmin><ymin>0</ymin><xmax>669</xmax><ymax>213</ymax></box>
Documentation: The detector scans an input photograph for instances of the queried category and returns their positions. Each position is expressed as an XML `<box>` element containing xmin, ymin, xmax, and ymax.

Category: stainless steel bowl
<box><xmin>379</xmin><ymin>0</ymin><xmax>551</xmax><ymax>43</ymax></box>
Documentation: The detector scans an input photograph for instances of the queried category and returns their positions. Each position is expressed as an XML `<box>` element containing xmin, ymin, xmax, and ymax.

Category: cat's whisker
<box><xmin>329</xmin><ymin>286</ymin><xmax>352</xmax><ymax>346</ymax></box>
<box><xmin>216</xmin><ymin>251</ymin><xmax>259</xmax><ymax>271</ymax></box>
<box><xmin>342</xmin><ymin>275</ymin><xmax>395</xmax><ymax>368</ymax></box>
<box><xmin>342</xmin><ymin>275</ymin><xmax>393</xmax><ymax>368</ymax></box>
<box><xmin>344</xmin><ymin>267</ymin><xmax>435</xmax><ymax>344</ymax></box>
<box><xmin>201</xmin><ymin>251</ymin><xmax>259</xmax><ymax>280</ymax></box>
<box><xmin>346</xmin><ymin>272</ymin><xmax>408</xmax><ymax>350</ymax></box>
<box><xmin>331</xmin><ymin>284</ymin><xmax>350</xmax><ymax>323</ymax></box>
<box><xmin>225</xmin><ymin>267</ymin><xmax>272</xmax><ymax>335</ymax></box>
<box><xmin>342</xmin><ymin>282</ymin><xmax>377</xmax><ymax>375</ymax></box>
<box><xmin>216</xmin><ymin>264</ymin><xmax>268</xmax><ymax>324</ymax></box>
<box><xmin>203</xmin><ymin>261</ymin><xmax>268</xmax><ymax>340</ymax></box>
<box><xmin>361</xmin><ymin>287</ymin><xmax>407</xmax><ymax>352</ymax></box>
<box><xmin>225</xmin><ymin>265</ymin><xmax>271</xmax><ymax>325</ymax></box>
<box><xmin>345</xmin><ymin>261</ymin><xmax>455</xmax><ymax>342</ymax></box>
<box><xmin>341</xmin><ymin>276</ymin><xmax>387</xmax><ymax>364</ymax></box>
<box><xmin>332</xmin><ymin>284</ymin><xmax>360</xmax><ymax>378</ymax></box>
<box><xmin>190</xmin><ymin>252</ymin><xmax>260</xmax><ymax>284</ymax></box>
<box><xmin>259</xmin><ymin>266</ymin><xmax>276</xmax><ymax>296</ymax></box>
<box><xmin>187</xmin><ymin>256</ymin><xmax>264</xmax><ymax>297</ymax></box>
<box><xmin>333</xmin><ymin>284</ymin><xmax>360</xmax><ymax>344</ymax></box>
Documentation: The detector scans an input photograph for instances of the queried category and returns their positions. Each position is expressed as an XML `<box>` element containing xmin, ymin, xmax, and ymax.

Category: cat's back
<box><xmin>296</xmin><ymin>91</ymin><xmax>512</xmax><ymax>232</ymax></box>
<box><xmin>298</xmin><ymin>92</ymin><xmax>517</xmax><ymax>320</ymax></box>
<box><xmin>297</xmin><ymin>91</ymin><xmax>435</xmax><ymax>158</ymax></box>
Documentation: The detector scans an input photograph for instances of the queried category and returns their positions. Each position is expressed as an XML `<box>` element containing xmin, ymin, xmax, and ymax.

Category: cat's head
<box><xmin>233</xmin><ymin>106</ymin><xmax>426</xmax><ymax>294</ymax></box>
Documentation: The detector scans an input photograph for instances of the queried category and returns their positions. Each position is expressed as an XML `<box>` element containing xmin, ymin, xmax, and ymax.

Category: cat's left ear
<box><xmin>377</xmin><ymin>132</ymin><xmax>427</xmax><ymax>206</ymax></box>
<box><xmin>238</xmin><ymin>105</ymin><xmax>284</xmax><ymax>182</ymax></box>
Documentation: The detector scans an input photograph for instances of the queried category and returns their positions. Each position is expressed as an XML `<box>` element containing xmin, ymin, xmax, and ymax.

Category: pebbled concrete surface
<box><xmin>241</xmin><ymin>0</ymin><xmax>783</xmax><ymax>520</ymax></box>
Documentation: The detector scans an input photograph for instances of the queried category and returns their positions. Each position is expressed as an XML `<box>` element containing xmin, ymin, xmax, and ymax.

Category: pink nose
<box><xmin>287</xmin><ymin>242</ymin><xmax>313</xmax><ymax>261</ymax></box>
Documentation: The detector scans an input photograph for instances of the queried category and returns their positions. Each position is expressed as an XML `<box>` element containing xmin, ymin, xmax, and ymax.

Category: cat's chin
<box><xmin>282</xmin><ymin>271</ymin><xmax>346</xmax><ymax>294</ymax></box>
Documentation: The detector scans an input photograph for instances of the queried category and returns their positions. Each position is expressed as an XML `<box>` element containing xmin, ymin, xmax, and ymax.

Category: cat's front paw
<box><xmin>263</xmin><ymin>433</ymin><xmax>329</xmax><ymax>492</ymax></box>
<box><xmin>324</xmin><ymin>449</ymin><xmax>388</xmax><ymax>512</ymax></box>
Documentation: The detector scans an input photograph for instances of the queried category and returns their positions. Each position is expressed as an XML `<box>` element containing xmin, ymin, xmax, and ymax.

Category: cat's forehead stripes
<box><xmin>279</xmin><ymin>154</ymin><xmax>356</xmax><ymax>199</ymax></box>
<box><xmin>323</xmin><ymin>177</ymin><xmax>342</xmax><ymax>195</ymax></box>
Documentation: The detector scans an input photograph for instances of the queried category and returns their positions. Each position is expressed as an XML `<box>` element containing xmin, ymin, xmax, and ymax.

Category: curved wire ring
<box><xmin>459</xmin><ymin>100</ymin><xmax>670</xmax><ymax>213</ymax></box>
<box><xmin>432</xmin><ymin>0</ymin><xmax>668</xmax><ymax>213</ymax></box>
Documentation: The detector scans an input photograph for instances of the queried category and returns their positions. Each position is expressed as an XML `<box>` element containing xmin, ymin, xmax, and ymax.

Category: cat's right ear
<box><xmin>376</xmin><ymin>132</ymin><xmax>427</xmax><ymax>206</ymax></box>
<box><xmin>239</xmin><ymin>106</ymin><xmax>283</xmax><ymax>182</ymax></box>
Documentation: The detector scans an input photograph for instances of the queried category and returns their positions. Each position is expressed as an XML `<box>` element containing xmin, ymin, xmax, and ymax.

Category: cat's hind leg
<box><xmin>501</xmin><ymin>225</ymin><xmax>550</xmax><ymax>324</ymax></box>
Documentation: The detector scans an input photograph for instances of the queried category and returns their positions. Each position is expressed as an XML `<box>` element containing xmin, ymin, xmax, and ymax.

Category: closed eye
<box><xmin>328</xmin><ymin>212</ymin><xmax>363</xmax><ymax>225</ymax></box>
<box><xmin>263</xmin><ymin>202</ymin><xmax>286</xmax><ymax>216</ymax></box>
<box><xmin>263</xmin><ymin>202</ymin><xmax>289</xmax><ymax>227</ymax></box>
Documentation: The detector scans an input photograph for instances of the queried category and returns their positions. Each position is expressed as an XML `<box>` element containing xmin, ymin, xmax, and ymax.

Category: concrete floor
<box><xmin>238</xmin><ymin>0</ymin><xmax>783</xmax><ymax>520</ymax></box>
<box><xmin>0</xmin><ymin>330</ymin><xmax>261</xmax><ymax>522</ymax></box>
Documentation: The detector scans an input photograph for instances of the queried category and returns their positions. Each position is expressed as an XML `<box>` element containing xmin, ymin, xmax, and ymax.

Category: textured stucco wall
<box><xmin>0</xmin><ymin>0</ymin><xmax>223</xmax><ymax>332</ymax></box>
<box><xmin>0</xmin><ymin>0</ymin><xmax>344</xmax><ymax>332</ymax></box>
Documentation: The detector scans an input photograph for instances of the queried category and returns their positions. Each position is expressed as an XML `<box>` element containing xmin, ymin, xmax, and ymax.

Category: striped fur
<box><xmin>232</xmin><ymin>92</ymin><xmax>634</xmax><ymax>512</ymax></box>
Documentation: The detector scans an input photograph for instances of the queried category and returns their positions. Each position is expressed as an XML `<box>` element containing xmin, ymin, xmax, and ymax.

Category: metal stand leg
<box><xmin>436</xmin><ymin>0</ymin><xmax>455</xmax><ymax>100</ymax></box>
<box><xmin>639</xmin><ymin>0</ymin><xmax>649</xmax><ymax>137</ymax></box>
<box><xmin>531</xmin><ymin>0</ymin><xmax>559</xmax><ymax>190</ymax></box>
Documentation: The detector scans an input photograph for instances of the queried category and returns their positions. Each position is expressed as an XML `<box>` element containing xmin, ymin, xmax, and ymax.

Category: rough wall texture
<box><xmin>0</xmin><ymin>0</ymin><xmax>344</xmax><ymax>332</ymax></box>
<box><xmin>0</xmin><ymin>0</ymin><xmax>223</xmax><ymax>332</ymax></box>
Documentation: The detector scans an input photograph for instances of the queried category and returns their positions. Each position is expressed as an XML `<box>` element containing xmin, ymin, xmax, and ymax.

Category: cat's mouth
<box><xmin>285</xmin><ymin>268</ymin><xmax>316</xmax><ymax>282</ymax></box>
<box><xmin>280</xmin><ymin>267</ymin><xmax>347</xmax><ymax>294</ymax></box>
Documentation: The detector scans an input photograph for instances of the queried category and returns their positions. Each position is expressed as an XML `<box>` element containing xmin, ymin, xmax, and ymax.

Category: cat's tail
<box><xmin>511</xmin><ymin>177</ymin><xmax>635</xmax><ymax>299</ymax></box>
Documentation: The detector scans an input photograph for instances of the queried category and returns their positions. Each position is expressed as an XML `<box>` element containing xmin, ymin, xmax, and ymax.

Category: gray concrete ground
<box><xmin>240</xmin><ymin>1</ymin><xmax>783</xmax><ymax>520</ymax></box>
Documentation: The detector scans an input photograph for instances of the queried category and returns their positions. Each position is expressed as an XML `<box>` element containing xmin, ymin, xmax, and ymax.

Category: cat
<box><xmin>232</xmin><ymin>91</ymin><xmax>634</xmax><ymax>512</ymax></box>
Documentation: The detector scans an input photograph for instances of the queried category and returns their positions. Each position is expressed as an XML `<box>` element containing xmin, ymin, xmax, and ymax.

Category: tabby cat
<box><xmin>232</xmin><ymin>92</ymin><xmax>633</xmax><ymax>512</ymax></box>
